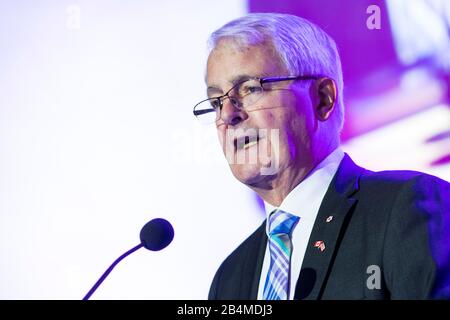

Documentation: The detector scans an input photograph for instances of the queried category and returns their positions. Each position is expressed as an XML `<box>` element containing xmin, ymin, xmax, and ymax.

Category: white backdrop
<box><xmin>0</xmin><ymin>0</ymin><xmax>267</xmax><ymax>299</ymax></box>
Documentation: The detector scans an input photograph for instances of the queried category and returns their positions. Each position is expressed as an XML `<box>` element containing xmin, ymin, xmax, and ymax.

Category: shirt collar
<box><xmin>264</xmin><ymin>148</ymin><xmax>345</xmax><ymax>220</ymax></box>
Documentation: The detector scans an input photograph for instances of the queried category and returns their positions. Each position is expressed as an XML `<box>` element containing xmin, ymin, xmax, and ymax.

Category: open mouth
<box><xmin>234</xmin><ymin>135</ymin><xmax>260</xmax><ymax>151</ymax></box>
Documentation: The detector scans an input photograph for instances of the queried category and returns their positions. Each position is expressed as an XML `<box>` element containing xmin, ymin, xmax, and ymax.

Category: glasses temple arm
<box><xmin>193</xmin><ymin>108</ymin><xmax>216</xmax><ymax>116</ymax></box>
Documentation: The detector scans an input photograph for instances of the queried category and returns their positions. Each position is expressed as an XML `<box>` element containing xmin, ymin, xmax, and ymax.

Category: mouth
<box><xmin>234</xmin><ymin>134</ymin><xmax>261</xmax><ymax>151</ymax></box>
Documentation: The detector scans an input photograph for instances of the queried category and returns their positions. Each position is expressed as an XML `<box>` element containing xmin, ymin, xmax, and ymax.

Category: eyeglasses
<box><xmin>193</xmin><ymin>75</ymin><xmax>318</xmax><ymax>124</ymax></box>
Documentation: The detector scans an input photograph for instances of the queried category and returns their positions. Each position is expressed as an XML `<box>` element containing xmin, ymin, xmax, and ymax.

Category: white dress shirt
<box><xmin>257</xmin><ymin>148</ymin><xmax>345</xmax><ymax>300</ymax></box>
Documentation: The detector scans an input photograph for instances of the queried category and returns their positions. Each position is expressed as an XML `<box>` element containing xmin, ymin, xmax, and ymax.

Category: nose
<box><xmin>220</xmin><ymin>97</ymin><xmax>248</xmax><ymax>126</ymax></box>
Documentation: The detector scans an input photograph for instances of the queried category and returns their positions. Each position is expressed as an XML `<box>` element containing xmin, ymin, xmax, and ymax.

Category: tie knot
<box><xmin>268</xmin><ymin>210</ymin><xmax>299</xmax><ymax>236</ymax></box>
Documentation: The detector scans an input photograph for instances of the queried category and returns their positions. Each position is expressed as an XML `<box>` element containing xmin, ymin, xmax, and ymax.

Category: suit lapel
<box><xmin>240</xmin><ymin>220</ymin><xmax>267</xmax><ymax>299</ymax></box>
<box><xmin>295</xmin><ymin>154</ymin><xmax>366</xmax><ymax>300</ymax></box>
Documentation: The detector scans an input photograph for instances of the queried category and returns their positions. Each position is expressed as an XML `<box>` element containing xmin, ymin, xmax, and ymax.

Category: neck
<box><xmin>251</xmin><ymin>147</ymin><xmax>337</xmax><ymax>206</ymax></box>
<box><xmin>251</xmin><ymin>165</ymin><xmax>313</xmax><ymax>207</ymax></box>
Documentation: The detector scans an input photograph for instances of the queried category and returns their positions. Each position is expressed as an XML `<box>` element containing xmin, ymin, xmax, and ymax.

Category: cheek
<box><xmin>286</xmin><ymin>92</ymin><xmax>315</xmax><ymax>140</ymax></box>
<box><xmin>264</xmin><ymin>114</ymin><xmax>299</xmax><ymax>161</ymax></box>
<box><xmin>280</xmin><ymin>112</ymin><xmax>312</xmax><ymax>159</ymax></box>
<box><xmin>291</xmin><ymin>117</ymin><xmax>313</xmax><ymax>157</ymax></box>
<box><xmin>293</xmin><ymin>95</ymin><xmax>315</xmax><ymax>132</ymax></box>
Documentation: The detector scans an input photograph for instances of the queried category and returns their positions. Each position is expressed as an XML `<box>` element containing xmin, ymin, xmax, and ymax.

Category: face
<box><xmin>206</xmin><ymin>40</ymin><xmax>318</xmax><ymax>192</ymax></box>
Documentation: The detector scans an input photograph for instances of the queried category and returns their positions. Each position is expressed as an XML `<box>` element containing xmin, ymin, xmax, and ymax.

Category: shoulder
<box><xmin>360</xmin><ymin>168</ymin><xmax>447</xmax><ymax>185</ymax></box>
<box><xmin>355</xmin><ymin>168</ymin><xmax>450</xmax><ymax>223</ymax></box>
<box><xmin>358</xmin><ymin>168</ymin><xmax>450</xmax><ymax>199</ymax></box>
<box><xmin>208</xmin><ymin>221</ymin><xmax>266</xmax><ymax>299</ymax></box>
<box><xmin>364</xmin><ymin>171</ymin><xmax>450</xmax><ymax>298</ymax></box>
<box><xmin>349</xmin><ymin>165</ymin><xmax>450</xmax><ymax>298</ymax></box>
<box><xmin>216</xmin><ymin>220</ymin><xmax>266</xmax><ymax>272</ymax></box>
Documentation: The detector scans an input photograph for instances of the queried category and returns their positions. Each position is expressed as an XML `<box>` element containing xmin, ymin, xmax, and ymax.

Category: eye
<box><xmin>209</xmin><ymin>98</ymin><xmax>222</xmax><ymax>109</ymax></box>
<box><xmin>247</xmin><ymin>86</ymin><xmax>263</xmax><ymax>94</ymax></box>
<box><xmin>239</xmin><ymin>83</ymin><xmax>263</xmax><ymax>96</ymax></box>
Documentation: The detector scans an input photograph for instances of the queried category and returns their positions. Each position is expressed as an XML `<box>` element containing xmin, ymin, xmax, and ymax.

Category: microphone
<box><xmin>82</xmin><ymin>218</ymin><xmax>174</xmax><ymax>300</ymax></box>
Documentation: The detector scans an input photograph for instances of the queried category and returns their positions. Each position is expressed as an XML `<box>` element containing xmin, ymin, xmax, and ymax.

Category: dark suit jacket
<box><xmin>208</xmin><ymin>154</ymin><xmax>450</xmax><ymax>299</ymax></box>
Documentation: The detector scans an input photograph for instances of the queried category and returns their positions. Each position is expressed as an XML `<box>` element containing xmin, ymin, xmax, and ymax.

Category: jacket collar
<box><xmin>294</xmin><ymin>153</ymin><xmax>366</xmax><ymax>299</ymax></box>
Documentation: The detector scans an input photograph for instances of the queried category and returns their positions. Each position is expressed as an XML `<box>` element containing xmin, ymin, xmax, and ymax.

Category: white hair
<box><xmin>208</xmin><ymin>13</ymin><xmax>345</xmax><ymax>133</ymax></box>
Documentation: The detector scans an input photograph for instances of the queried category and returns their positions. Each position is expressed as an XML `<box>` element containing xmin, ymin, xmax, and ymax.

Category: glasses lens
<box><xmin>194</xmin><ymin>99</ymin><xmax>219</xmax><ymax>124</ymax></box>
<box><xmin>235</xmin><ymin>79</ymin><xmax>264</xmax><ymax>109</ymax></box>
<box><xmin>193</xmin><ymin>79</ymin><xmax>265</xmax><ymax>125</ymax></box>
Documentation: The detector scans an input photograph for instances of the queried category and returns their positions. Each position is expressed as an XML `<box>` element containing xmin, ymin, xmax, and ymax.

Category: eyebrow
<box><xmin>206</xmin><ymin>74</ymin><xmax>261</xmax><ymax>97</ymax></box>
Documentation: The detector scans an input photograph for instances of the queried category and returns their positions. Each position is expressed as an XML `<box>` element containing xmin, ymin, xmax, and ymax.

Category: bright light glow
<box><xmin>343</xmin><ymin>104</ymin><xmax>450</xmax><ymax>182</ymax></box>
<box><xmin>386</xmin><ymin>0</ymin><xmax>450</xmax><ymax>66</ymax></box>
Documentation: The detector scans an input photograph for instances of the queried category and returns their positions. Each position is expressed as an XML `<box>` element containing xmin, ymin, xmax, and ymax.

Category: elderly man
<box><xmin>193</xmin><ymin>13</ymin><xmax>450</xmax><ymax>300</ymax></box>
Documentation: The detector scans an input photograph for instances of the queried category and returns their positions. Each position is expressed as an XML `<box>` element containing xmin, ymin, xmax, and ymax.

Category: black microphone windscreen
<box><xmin>139</xmin><ymin>218</ymin><xmax>174</xmax><ymax>251</ymax></box>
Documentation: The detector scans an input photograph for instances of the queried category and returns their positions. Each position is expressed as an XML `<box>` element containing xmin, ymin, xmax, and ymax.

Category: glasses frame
<box><xmin>193</xmin><ymin>75</ymin><xmax>319</xmax><ymax>122</ymax></box>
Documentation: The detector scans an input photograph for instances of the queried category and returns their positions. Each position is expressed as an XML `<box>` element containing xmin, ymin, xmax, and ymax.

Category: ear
<box><xmin>314</xmin><ymin>78</ymin><xmax>337</xmax><ymax>121</ymax></box>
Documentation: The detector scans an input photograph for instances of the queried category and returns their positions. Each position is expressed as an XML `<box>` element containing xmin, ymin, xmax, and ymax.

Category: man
<box><xmin>193</xmin><ymin>13</ymin><xmax>450</xmax><ymax>299</ymax></box>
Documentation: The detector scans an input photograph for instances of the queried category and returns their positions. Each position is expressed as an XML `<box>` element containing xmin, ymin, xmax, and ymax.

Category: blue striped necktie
<box><xmin>263</xmin><ymin>209</ymin><xmax>300</xmax><ymax>300</ymax></box>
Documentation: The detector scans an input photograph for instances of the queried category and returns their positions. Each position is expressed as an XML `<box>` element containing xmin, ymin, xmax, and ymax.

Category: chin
<box><xmin>230</xmin><ymin>163</ymin><xmax>276</xmax><ymax>188</ymax></box>
<box><xmin>230</xmin><ymin>163</ymin><xmax>260</xmax><ymax>183</ymax></box>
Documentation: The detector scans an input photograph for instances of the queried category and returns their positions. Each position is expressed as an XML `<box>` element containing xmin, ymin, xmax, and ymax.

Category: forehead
<box><xmin>206</xmin><ymin>40</ymin><xmax>286</xmax><ymax>92</ymax></box>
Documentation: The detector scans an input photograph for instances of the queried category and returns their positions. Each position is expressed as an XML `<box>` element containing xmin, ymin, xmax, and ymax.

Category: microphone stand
<box><xmin>83</xmin><ymin>243</ymin><xmax>144</xmax><ymax>300</ymax></box>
